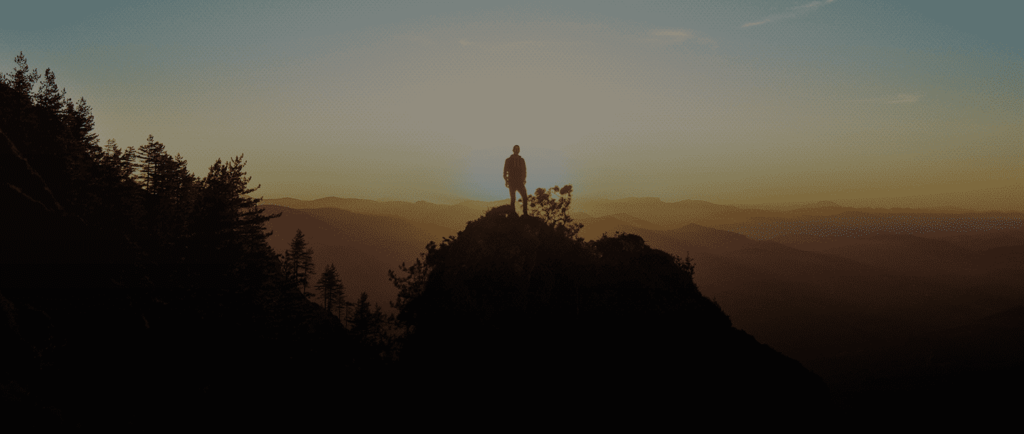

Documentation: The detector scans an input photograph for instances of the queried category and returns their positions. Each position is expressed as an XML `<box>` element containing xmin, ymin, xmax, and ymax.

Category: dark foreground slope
<box><xmin>1</xmin><ymin>69</ymin><xmax>373</xmax><ymax>429</ymax></box>
<box><xmin>390</xmin><ymin>205</ymin><xmax>828</xmax><ymax>412</ymax></box>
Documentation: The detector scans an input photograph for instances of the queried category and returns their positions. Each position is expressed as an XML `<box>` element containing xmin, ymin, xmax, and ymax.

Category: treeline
<box><xmin>1</xmin><ymin>53</ymin><xmax>387</xmax><ymax>429</ymax></box>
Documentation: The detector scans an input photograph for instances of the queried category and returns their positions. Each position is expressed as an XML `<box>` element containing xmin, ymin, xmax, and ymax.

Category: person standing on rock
<box><xmin>503</xmin><ymin>145</ymin><xmax>528</xmax><ymax>216</ymax></box>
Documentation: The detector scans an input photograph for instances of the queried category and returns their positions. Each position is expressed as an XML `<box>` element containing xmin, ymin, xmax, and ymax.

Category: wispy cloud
<box><xmin>742</xmin><ymin>0</ymin><xmax>835</xmax><ymax>28</ymax></box>
<box><xmin>849</xmin><ymin>93</ymin><xmax>923</xmax><ymax>104</ymax></box>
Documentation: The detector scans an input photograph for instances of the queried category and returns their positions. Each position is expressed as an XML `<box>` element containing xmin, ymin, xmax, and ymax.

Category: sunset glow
<box><xmin>3</xmin><ymin>0</ymin><xmax>1020</xmax><ymax>207</ymax></box>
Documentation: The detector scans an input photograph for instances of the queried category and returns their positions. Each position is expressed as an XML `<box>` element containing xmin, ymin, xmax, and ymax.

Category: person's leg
<box><xmin>517</xmin><ymin>184</ymin><xmax>528</xmax><ymax>216</ymax></box>
<box><xmin>509</xmin><ymin>185</ymin><xmax>517</xmax><ymax>212</ymax></box>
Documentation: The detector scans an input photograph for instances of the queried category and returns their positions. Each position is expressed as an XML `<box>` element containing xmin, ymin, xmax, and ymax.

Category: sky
<box><xmin>2</xmin><ymin>0</ymin><xmax>1021</xmax><ymax>206</ymax></box>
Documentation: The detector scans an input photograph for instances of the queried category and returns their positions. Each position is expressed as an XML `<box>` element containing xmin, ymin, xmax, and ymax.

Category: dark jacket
<box><xmin>504</xmin><ymin>154</ymin><xmax>526</xmax><ymax>186</ymax></box>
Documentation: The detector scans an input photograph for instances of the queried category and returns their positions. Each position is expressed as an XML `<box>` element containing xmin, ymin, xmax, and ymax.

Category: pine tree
<box><xmin>138</xmin><ymin>135</ymin><xmax>170</xmax><ymax>193</ymax></box>
<box><xmin>284</xmin><ymin>229</ymin><xmax>315</xmax><ymax>297</ymax></box>
<box><xmin>316</xmin><ymin>263</ymin><xmax>348</xmax><ymax>319</ymax></box>
<box><xmin>133</xmin><ymin>135</ymin><xmax>198</xmax><ymax>247</ymax></box>
<box><xmin>32</xmin><ymin>68</ymin><xmax>66</xmax><ymax>113</ymax></box>
<box><xmin>68</xmin><ymin>97</ymin><xmax>99</xmax><ymax>150</ymax></box>
<box><xmin>187</xmin><ymin>154</ymin><xmax>279</xmax><ymax>278</ymax></box>
<box><xmin>350</xmin><ymin>292</ymin><xmax>386</xmax><ymax>346</ymax></box>
<box><xmin>100</xmin><ymin>139</ymin><xmax>137</xmax><ymax>181</ymax></box>
<box><xmin>5</xmin><ymin>52</ymin><xmax>40</xmax><ymax>97</ymax></box>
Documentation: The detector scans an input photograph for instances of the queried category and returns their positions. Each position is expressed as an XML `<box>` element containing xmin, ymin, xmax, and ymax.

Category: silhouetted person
<box><xmin>504</xmin><ymin>145</ymin><xmax>528</xmax><ymax>216</ymax></box>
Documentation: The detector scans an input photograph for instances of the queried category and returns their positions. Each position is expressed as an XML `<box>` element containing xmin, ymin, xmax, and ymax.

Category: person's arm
<box><xmin>503</xmin><ymin>158</ymin><xmax>510</xmax><ymax>182</ymax></box>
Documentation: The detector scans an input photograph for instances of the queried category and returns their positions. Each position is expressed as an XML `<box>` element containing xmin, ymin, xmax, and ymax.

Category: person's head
<box><xmin>513</xmin><ymin>145</ymin><xmax>520</xmax><ymax>155</ymax></box>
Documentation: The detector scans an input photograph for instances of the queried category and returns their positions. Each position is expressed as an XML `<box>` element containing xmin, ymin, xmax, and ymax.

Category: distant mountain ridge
<box><xmin>265</xmin><ymin>195</ymin><xmax>1023</xmax><ymax>244</ymax></box>
<box><xmin>259</xmin><ymin>197</ymin><xmax>1024</xmax><ymax>342</ymax></box>
<box><xmin>262</xmin><ymin>197</ymin><xmax>485</xmax><ymax>232</ymax></box>
<box><xmin>259</xmin><ymin>194</ymin><xmax>1024</xmax><ymax>402</ymax></box>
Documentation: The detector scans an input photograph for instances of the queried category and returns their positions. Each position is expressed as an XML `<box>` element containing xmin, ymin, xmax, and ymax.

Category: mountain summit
<box><xmin>390</xmin><ymin>204</ymin><xmax>828</xmax><ymax>408</ymax></box>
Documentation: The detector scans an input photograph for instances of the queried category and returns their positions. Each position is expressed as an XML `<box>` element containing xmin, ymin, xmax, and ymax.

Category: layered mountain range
<box><xmin>261</xmin><ymin>195</ymin><xmax>1024</xmax><ymax>401</ymax></box>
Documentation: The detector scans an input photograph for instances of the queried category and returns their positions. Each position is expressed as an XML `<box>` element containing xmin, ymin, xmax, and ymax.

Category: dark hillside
<box><xmin>568</xmin><ymin>215</ymin><xmax>1024</xmax><ymax>389</ymax></box>
<box><xmin>390</xmin><ymin>204</ymin><xmax>829</xmax><ymax>409</ymax></box>
<box><xmin>0</xmin><ymin>57</ymin><xmax>375</xmax><ymax>429</ymax></box>
<box><xmin>819</xmin><ymin>305</ymin><xmax>1024</xmax><ymax>408</ymax></box>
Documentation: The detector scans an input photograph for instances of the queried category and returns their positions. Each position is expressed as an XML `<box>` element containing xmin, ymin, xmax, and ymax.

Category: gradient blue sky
<box><xmin>2</xmin><ymin>0</ymin><xmax>1021</xmax><ymax>205</ymax></box>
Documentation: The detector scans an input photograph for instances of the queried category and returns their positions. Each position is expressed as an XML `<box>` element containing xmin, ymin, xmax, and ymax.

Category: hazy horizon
<box><xmin>262</xmin><ymin>184</ymin><xmax>1024</xmax><ymax>214</ymax></box>
<box><xmin>3</xmin><ymin>0</ymin><xmax>1021</xmax><ymax>207</ymax></box>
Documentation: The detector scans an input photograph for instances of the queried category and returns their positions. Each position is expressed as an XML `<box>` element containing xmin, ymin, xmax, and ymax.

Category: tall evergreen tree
<box><xmin>32</xmin><ymin>68</ymin><xmax>66</xmax><ymax>113</ymax></box>
<box><xmin>316</xmin><ymin>263</ymin><xmax>348</xmax><ymax>319</ymax></box>
<box><xmin>4</xmin><ymin>51</ymin><xmax>40</xmax><ymax>96</ymax></box>
<box><xmin>193</xmin><ymin>154</ymin><xmax>277</xmax><ymax>246</ymax></box>
<box><xmin>284</xmin><ymin>229</ymin><xmax>315</xmax><ymax>297</ymax></box>
<box><xmin>184</xmin><ymin>154</ymin><xmax>280</xmax><ymax>302</ymax></box>
<box><xmin>350</xmin><ymin>292</ymin><xmax>386</xmax><ymax>346</ymax></box>
<box><xmin>67</xmin><ymin>97</ymin><xmax>99</xmax><ymax>151</ymax></box>
<box><xmin>131</xmin><ymin>135</ymin><xmax>198</xmax><ymax>249</ymax></box>
<box><xmin>138</xmin><ymin>135</ymin><xmax>169</xmax><ymax>193</ymax></box>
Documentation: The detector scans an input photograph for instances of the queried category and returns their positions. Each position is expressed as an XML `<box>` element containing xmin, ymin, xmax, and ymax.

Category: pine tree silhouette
<box><xmin>284</xmin><ymin>229</ymin><xmax>316</xmax><ymax>298</ymax></box>
<box><xmin>316</xmin><ymin>263</ymin><xmax>348</xmax><ymax>319</ymax></box>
